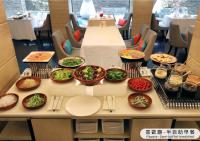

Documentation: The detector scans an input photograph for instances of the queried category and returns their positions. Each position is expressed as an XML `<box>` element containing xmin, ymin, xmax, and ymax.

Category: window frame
<box><xmin>69</xmin><ymin>0</ymin><xmax>132</xmax><ymax>14</ymax></box>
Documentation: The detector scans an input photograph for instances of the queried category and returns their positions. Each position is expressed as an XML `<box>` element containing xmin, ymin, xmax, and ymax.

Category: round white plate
<box><xmin>65</xmin><ymin>95</ymin><xmax>101</xmax><ymax>116</ymax></box>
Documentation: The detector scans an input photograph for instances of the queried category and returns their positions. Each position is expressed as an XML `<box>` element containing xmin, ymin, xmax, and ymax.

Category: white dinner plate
<box><xmin>65</xmin><ymin>95</ymin><xmax>101</xmax><ymax>116</ymax></box>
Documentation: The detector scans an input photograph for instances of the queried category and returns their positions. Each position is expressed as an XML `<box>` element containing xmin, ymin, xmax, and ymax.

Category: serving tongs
<box><xmin>48</xmin><ymin>96</ymin><xmax>64</xmax><ymax>111</ymax></box>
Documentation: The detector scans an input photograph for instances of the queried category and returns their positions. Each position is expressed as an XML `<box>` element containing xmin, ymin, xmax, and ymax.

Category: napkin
<box><xmin>140</xmin><ymin>67</ymin><xmax>153</xmax><ymax>77</ymax></box>
<box><xmin>103</xmin><ymin>96</ymin><xmax>116</xmax><ymax>112</ymax></box>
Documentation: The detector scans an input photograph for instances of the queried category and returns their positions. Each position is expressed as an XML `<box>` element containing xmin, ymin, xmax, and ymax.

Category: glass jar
<box><xmin>174</xmin><ymin>63</ymin><xmax>187</xmax><ymax>75</ymax></box>
<box><xmin>164</xmin><ymin>81</ymin><xmax>179</xmax><ymax>99</ymax></box>
<box><xmin>155</xmin><ymin>65</ymin><xmax>168</xmax><ymax>79</ymax></box>
<box><xmin>168</xmin><ymin>70</ymin><xmax>183</xmax><ymax>87</ymax></box>
<box><xmin>182</xmin><ymin>82</ymin><xmax>197</xmax><ymax>99</ymax></box>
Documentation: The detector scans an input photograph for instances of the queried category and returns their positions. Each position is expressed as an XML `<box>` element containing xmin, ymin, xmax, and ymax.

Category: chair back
<box><xmin>65</xmin><ymin>22</ymin><xmax>82</xmax><ymax>48</ymax></box>
<box><xmin>188</xmin><ymin>31</ymin><xmax>193</xmax><ymax>49</ymax></box>
<box><xmin>151</xmin><ymin>13</ymin><xmax>159</xmax><ymax>31</ymax></box>
<box><xmin>143</xmin><ymin>29</ymin><xmax>157</xmax><ymax>61</ymax></box>
<box><xmin>140</xmin><ymin>24</ymin><xmax>150</xmax><ymax>40</ymax></box>
<box><xmin>119</xmin><ymin>13</ymin><xmax>132</xmax><ymax>30</ymax></box>
<box><xmin>69</xmin><ymin>13</ymin><xmax>86</xmax><ymax>33</ymax></box>
<box><xmin>169</xmin><ymin>22</ymin><xmax>187</xmax><ymax>48</ymax></box>
<box><xmin>70</xmin><ymin>13</ymin><xmax>79</xmax><ymax>30</ymax></box>
<box><xmin>42</xmin><ymin>13</ymin><xmax>51</xmax><ymax>31</ymax></box>
<box><xmin>52</xmin><ymin>30</ymin><xmax>68</xmax><ymax>60</ymax></box>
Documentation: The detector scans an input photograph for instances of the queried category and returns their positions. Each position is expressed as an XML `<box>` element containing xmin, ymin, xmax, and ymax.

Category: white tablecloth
<box><xmin>159</xmin><ymin>14</ymin><xmax>197</xmax><ymax>28</ymax></box>
<box><xmin>80</xmin><ymin>25</ymin><xmax>126</xmax><ymax>69</ymax></box>
<box><xmin>159</xmin><ymin>15</ymin><xmax>197</xmax><ymax>39</ymax></box>
<box><xmin>88</xmin><ymin>17</ymin><xmax>115</xmax><ymax>27</ymax></box>
<box><xmin>8</xmin><ymin>18</ymin><xmax>41</xmax><ymax>41</ymax></box>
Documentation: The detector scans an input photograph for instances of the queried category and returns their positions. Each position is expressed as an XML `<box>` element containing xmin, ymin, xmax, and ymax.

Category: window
<box><xmin>153</xmin><ymin>0</ymin><xmax>200</xmax><ymax>17</ymax></box>
<box><xmin>25</xmin><ymin>0</ymin><xmax>49</xmax><ymax>11</ymax></box>
<box><xmin>3</xmin><ymin>0</ymin><xmax>49</xmax><ymax>17</ymax></box>
<box><xmin>71</xmin><ymin>0</ymin><xmax>131</xmax><ymax>16</ymax></box>
<box><xmin>70</xmin><ymin>0</ymin><xmax>131</xmax><ymax>27</ymax></box>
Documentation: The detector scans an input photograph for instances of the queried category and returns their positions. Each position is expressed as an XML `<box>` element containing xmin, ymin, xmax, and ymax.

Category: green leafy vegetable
<box><xmin>53</xmin><ymin>69</ymin><xmax>72</xmax><ymax>80</ymax></box>
<box><xmin>62</xmin><ymin>58</ymin><xmax>83</xmax><ymax>67</ymax></box>
<box><xmin>78</xmin><ymin>66</ymin><xmax>102</xmax><ymax>80</ymax></box>
<box><xmin>82</xmin><ymin>66</ymin><xmax>94</xmax><ymax>80</ymax></box>
<box><xmin>107</xmin><ymin>70</ymin><xmax>126</xmax><ymax>80</ymax></box>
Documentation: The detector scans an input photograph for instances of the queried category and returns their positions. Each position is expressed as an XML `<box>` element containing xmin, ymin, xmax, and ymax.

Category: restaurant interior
<box><xmin>0</xmin><ymin>0</ymin><xmax>200</xmax><ymax>141</ymax></box>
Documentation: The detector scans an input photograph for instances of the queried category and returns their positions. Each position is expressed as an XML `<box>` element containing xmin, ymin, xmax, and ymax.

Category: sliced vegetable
<box><xmin>27</xmin><ymin>94</ymin><xmax>45</xmax><ymax>108</ymax></box>
<box><xmin>130</xmin><ymin>96</ymin><xmax>149</xmax><ymax>108</ymax></box>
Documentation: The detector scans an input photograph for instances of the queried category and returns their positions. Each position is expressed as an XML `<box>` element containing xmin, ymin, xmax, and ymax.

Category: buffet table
<box><xmin>3</xmin><ymin>78</ymin><xmax>200</xmax><ymax>118</ymax></box>
<box><xmin>0</xmin><ymin>77</ymin><xmax>198</xmax><ymax>141</ymax></box>
<box><xmin>81</xmin><ymin>25</ymin><xmax>126</xmax><ymax>69</ymax></box>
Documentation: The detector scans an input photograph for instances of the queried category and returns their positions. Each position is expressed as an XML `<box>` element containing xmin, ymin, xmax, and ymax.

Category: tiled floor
<box><xmin>12</xmin><ymin>35</ymin><xmax>187</xmax><ymax>73</ymax></box>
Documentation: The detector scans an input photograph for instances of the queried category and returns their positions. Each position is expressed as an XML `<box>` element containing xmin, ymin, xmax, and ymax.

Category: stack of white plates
<box><xmin>102</xmin><ymin>120</ymin><xmax>124</xmax><ymax>134</ymax></box>
<box><xmin>104</xmin><ymin>139</ymin><xmax>124</xmax><ymax>141</ymax></box>
<box><xmin>76</xmin><ymin>119</ymin><xmax>98</xmax><ymax>133</ymax></box>
<box><xmin>65</xmin><ymin>96</ymin><xmax>101</xmax><ymax>117</ymax></box>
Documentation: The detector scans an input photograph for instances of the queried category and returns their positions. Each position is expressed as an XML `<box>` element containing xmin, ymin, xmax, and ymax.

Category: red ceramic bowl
<box><xmin>73</xmin><ymin>65</ymin><xmax>106</xmax><ymax>86</ymax></box>
<box><xmin>22</xmin><ymin>93</ymin><xmax>47</xmax><ymax>110</ymax></box>
<box><xmin>50</xmin><ymin>68</ymin><xmax>74</xmax><ymax>83</ymax></box>
<box><xmin>0</xmin><ymin>93</ymin><xmax>19</xmax><ymax>111</ymax></box>
<box><xmin>128</xmin><ymin>77</ymin><xmax>152</xmax><ymax>92</ymax></box>
<box><xmin>16</xmin><ymin>76</ymin><xmax>41</xmax><ymax>91</ymax></box>
<box><xmin>128</xmin><ymin>93</ymin><xmax>152</xmax><ymax>110</ymax></box>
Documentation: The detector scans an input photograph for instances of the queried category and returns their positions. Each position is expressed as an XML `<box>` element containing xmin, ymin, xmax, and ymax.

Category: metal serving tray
<box><xmin>151</xmin><ymin>70</ymin><xmax>200</xmax><ymax>109</ymax></box>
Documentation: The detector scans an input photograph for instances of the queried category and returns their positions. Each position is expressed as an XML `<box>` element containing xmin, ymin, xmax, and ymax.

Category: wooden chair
<box><xmin>151</xmin><ymin>13</ymin><xmax>168</xmax><ymax>38</ymax></box>
<box><xmin>69</xmin><ymin>13</ymin><xmax>86</xmax><ymax>34</ymax></box>
<box><xmin>118</xmin><ymin>13</ymin><xmax>133</xmax><ymax>40</ymax></box>
<box><xmin>168</xmin><ymin>23</ymin><xmax>188</xmax><ymax>56</ymax></box>
<box><xmin>188</xmin><ymin>31</ymin><xmax>193</xmax><ymax>49</ymax></box>
<box><xmin>125</xmin><ymin>24</ymin><xmax>150</xmax><ymax>48</ymax></box>
<box><xmin>34</xmin><ymin>13</ymin><xmax>52</xmax><ymax>46</ymax></box>
<box><xmin>65</xmin><ymin>22</ymin><xmax>82</xmax><ymax>48</ymax></box>
<box><xmin>52</xmin><ymin>30</ymin><xmax>80</xmax><ymax>60</ymax></box>
<box><xmin>151</xmin><ymin>13</ymin><xmax>159</xmax><ymax>32</ymax></box>
<box><xmin>143</xmin><ymin>29</ymin><xmax>157</xmax><ymax>62</ymax></box>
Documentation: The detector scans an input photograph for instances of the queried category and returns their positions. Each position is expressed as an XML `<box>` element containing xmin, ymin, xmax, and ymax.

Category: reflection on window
<box><xmin>71</xmin><ymin>0</ymin><xmax>130</xmax><ymax>16</ymax></box>
<box><xmin>25</xmin><ymin>0</ymin><xmax>49</xmax><ymax>11</ymax></box>
<box><xmin>70</xmin><ymin>0</ymin><xmax>130</xmax><ymax>27</ymax></box>
<box><xmin>3</xmin><ymin>0</ymin><xmax>49</xmax><ymax>17</ymax></box>
<box><xmin>153</xmin><ymin>0</ymin><xmax>200</xmax><ymax>18</ymax></box>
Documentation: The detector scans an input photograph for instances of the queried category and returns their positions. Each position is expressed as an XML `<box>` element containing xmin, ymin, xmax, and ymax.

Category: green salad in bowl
<box><xmin>73</xmin><ymin>65</ymin><xmax>106</xmax><ymax>86</ymax></box>
<box><xmin>58</xmin><ymin>56</ymin><xmax>85</xmax><ymax>68</ymax></box>
<box><xmin>50</xmin><ymin>68</ymin><xmax>73</xmax><ymax>82</ymax></box>
<box><xmin>22</xmin><ymin>93</ymin><xmax>47</xmax><ymax>110</ymax></box>
<box><xmin>105</xmin><ymin>68</ymin><xmax>127</xmax><ymax>82</ymax></box>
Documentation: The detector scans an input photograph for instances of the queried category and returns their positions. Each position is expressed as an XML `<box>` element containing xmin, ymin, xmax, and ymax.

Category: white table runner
<box><xmin>80</xmin><ymin>24</ymin><xmax>126</xmax><ymax>69</ymax></box>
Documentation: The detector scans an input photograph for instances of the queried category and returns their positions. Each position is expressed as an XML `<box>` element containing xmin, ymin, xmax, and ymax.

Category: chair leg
<box><xmin>168</xmin><ymin>45</ymin><xmax>173</xmax><ymax>54</ymax></box>
<box><xmin>123</xmin><ymin>30</ymin><xmax>125</xmax><ymax>40</ymax></box>
<box><xmin>174</xmin><ymin>48</ymin><xmax>178</xmax><ymax>56</ymax></box>
<box><xmin>185</xmin><ymin>48</ymin><xmax>188</xmax><ymax>55</ymax></box>
<box><xmin>126</xmin><ymin>30</ymin><xmax>128</xmax><ymax>40</ymax></box>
